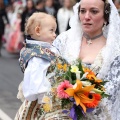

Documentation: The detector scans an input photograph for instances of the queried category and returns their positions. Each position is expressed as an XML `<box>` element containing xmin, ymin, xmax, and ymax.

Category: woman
<box><xmin>0</xmin><ymin>0</ymin><xmax>9</xmax><ymax>56</ymax></box>
<box><xmin>57</xmin><ymin>0</ymin><xmax>76</xmax><ymax>34</ymax></box>
<box><xmin>45</xmin><ymin>0</ymin><xmax>56</xmax><ymax>16</ymax></box>
<box><xmin>21</xmin><ymin>0</ymin><xmax>35</xmax><ymax>36</ymax></box>
<box><xmin>53</xmin><ymin>0</ymin><xmax>120</xmax><ymax>119</ymax></box>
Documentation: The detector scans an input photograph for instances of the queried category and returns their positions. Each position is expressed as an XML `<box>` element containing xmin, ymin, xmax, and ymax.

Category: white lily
<box><xmin>92</xmin><ymin>88</ymin><xmax>103</xmax><ymax>94</ymax></box>
<box><xmin>76</xmin><ymin>71</ymin><xmax>81</xmax><ymax>80</ymax></box>
<box><xmin>81</xmin><ymin>81</ymin><xmax>92</xmax><ymax>86</ymax></box>
<box><xmin>81</xmin><ymin>72</ymin><xmax>89</xmax><ymax>79</ymax></box>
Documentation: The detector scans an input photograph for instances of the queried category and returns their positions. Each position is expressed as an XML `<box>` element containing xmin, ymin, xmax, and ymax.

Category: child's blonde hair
<box><xmin>25</xmin><ymin>12</ymin><xmax>55</xmax><ymax>35</ymax></box>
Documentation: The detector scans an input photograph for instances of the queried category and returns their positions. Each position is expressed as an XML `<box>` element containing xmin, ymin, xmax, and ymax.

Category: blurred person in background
<box><xmin>114</xmin><ymin>0</ymin><xmax>120</xmax><ymax>9</ymax></box>
<box><xmin>3</xmin><ymin>0</ymin><xmax>11</xmax><ymax>7</ymax></box>
<box><xmin>57</xmin><ymin>0</ymin><xmax>76</xmax><ymax>34</ymax></box>
<box><xmin>54</xmin><ymin>0</ymin><xmax>62</xmax><ymax>11</ymax></box>
<box><xmin>45</xmin><ymin>0</ymin><xmax>57</xmax><ymax>17</ymax></box>
<box><xmin>35</xmin><ymin>0</ymin><xmax>47</xmax><ymax>12</ymax></box>
<box><xmin>21</xmin><ymin>0</ymin><xmax>35</xmax><ymax>38</ymax></box>
<box><xmin>6</xmin><ymin>11</ymin><xmax>23</xmax><ymax>53</ymax></box>
<box><xmin>0</xmin><ymin>0</ymin><xmax>9</xmax><ymax>56</ymax></box>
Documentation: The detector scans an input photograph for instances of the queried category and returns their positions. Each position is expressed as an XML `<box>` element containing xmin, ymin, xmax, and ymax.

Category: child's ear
<box><xmin>35</xmin><ymin>26</ymin><xmax>41</xmax><ymax>36</ymax></box>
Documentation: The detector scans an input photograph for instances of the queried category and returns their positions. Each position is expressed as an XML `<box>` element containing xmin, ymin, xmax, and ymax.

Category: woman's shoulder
<box><xmin>53</xmin><ymin>29</ymin><xmax>71</xmax><ymax>56</ymax></box>
<box><xmin>55</xmin><ymin>29</ymin><xmax>71</xmax><ymax>41</ymax></box>
<box><xmin>53</xmin><ymin>30</ymin><xmax>71</xmax><ymax>46</ymax></box>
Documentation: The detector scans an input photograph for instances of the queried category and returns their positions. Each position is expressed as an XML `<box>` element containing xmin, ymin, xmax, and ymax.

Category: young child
<box><xmin>15</xmin><ymin>12</ymin><xmax>70</xmax><ymax>120</ymax></box>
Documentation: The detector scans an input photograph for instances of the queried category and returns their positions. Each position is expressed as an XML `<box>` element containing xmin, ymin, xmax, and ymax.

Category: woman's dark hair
<box><xmin>78</xmin><ymin>0</ymin><xmax>111</xmax><ymax>25</ymax></box>
<box><xmin>102</xmin><ymin>0</ymin><xmax>111</xmax><ymax>25</ymax></box>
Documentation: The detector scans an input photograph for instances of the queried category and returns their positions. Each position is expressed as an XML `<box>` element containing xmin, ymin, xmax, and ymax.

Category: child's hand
<box><xmin>23</xmin><ymin>42</ymin><xmax>26</xmax><ymax>47</ymax></box>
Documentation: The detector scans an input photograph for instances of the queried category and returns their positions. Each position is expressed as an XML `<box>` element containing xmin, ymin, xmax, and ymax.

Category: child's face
<box><xmin>39</xmin><ymin>18</ymin><xmax>57</xmax><ymax>44</ymax></box>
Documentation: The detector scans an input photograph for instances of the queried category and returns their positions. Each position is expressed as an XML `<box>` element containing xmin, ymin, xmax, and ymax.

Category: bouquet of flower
<box><xmin>56</xmin><ymin>59</ymin><xmax>109</xmax><ymax>120</ymax></box>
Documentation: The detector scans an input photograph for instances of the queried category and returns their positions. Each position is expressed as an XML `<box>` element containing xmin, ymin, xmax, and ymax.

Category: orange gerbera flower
<box><xmin>84</xmin><ymin>93</ymin><xmax>101</xmax><ymax>108</ymax></box>
<box><xmin>65</xmin><ymin>80</ymin><xmax>95</xmax><ymax>113</ymax></box>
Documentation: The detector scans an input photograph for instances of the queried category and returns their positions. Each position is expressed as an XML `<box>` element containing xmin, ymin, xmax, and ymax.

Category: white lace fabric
<box><xmin>53</xmin><ymin>0</ymin><xmax>120</xmax><ymax>119</ymax></box>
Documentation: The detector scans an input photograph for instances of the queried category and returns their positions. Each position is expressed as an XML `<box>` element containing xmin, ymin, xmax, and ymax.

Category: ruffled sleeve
<box><xmin>22</xmin><ymin>57</ymin><xmax>51</xmax><ymax>104</ymax></box>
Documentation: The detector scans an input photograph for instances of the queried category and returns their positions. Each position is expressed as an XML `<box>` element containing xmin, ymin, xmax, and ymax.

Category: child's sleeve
<box><xmin>22</xmin><ymin>57</ymin><xmax>51</xmax><ymax>104</ymax></box>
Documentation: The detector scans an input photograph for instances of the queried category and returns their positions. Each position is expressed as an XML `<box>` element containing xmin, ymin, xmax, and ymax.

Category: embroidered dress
<box><xmin>15</xmin><ymin>40</ymin><xmax>71</xmax><ymax>120</ymax></box>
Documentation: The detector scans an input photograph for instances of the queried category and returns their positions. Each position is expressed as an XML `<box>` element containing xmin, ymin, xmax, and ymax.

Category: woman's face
<box><xmin>79</xmin><ymin>0</ymin><xmax>105</xmax><ymax>35</ymax></box>
<box><xmin>64</xmin><ymin>0</ymin><xmax>71</xmax><ymax>9</ymax></box>
<box><xmin>27</xmin><ymin>0</ymin><xmax>34</xmax><ymax>9</ymax></box>
<box><xmin>45</xmin><ymin>0</ymin><xmax>53</xmax><ymax>7</ymax></box>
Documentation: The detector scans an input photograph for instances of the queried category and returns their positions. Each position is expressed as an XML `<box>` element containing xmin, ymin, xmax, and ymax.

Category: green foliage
<box><xmin>75</xmin><ymin>106</ymin><xmax>84</xmax><ymax>120</ymax></box>
<box><xmin>101</xmin><ymin>92</ymin><xmax>110</xmax><ymax>98</ymax></box>
<box><xmin>101</xmin><ymin>80</ymin><xmax>109</xmax><ymax>85</ymax></box>
<box><xmin>77</xmin><ymin>59</ymin><xmax>84</xmax><ymax>76</ymax></box>
<box><xmin>64</xmin><ymin>66</ymin><xmax>77</xmax><ymax>84</ymax></box>
<box><xmin>61</xmin><ymin>99</ymin><xmax>71</xmax><ymax>108</ymax></box>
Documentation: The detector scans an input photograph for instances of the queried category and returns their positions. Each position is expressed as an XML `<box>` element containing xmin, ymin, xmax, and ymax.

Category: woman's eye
<box><xmin>91</xmin><ymin>10</ymin><xmax>98</xmax><ymax>14</ymax></box>
<box><xmin>80</xmin><ymin>9</ymin><xmax>86</xmax><ymax>14</ymax></box>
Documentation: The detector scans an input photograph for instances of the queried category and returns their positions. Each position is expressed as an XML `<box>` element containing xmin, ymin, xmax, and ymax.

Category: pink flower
<box><xmin>57</xmin><ymin>80</ymin><xmax>73</xmax><ymax>99</ymax></box>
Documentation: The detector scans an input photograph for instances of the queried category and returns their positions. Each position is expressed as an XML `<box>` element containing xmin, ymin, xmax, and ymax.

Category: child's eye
<box><xmin>50</xmin><ymin>29</ymin><xmax>54</xmax><ymax>31</ymax></box>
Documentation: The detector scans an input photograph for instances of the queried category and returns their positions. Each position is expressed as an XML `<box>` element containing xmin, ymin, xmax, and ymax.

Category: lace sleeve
<box><xmin>53</xmin><ymin>32</ymin><xmax>68</xmax><ymax>56</ymax></box>
<box><xmin>105</xmin><ymin>55</ymin><xmax>120</xmax><ymax>120</ymax></box>
<box><xmin>106</xmin><ymin>56</ymin><xmax>120</xmax><ymax>80</ymax></box>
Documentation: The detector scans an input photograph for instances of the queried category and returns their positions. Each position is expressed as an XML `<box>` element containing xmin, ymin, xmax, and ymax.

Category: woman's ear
<box><xmin>35</xmin><ymin>26</ymin><xmax>41</xmax><ymax>36</ymax></box>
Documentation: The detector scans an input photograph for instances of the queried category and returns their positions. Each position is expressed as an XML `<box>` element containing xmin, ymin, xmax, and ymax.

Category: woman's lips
<box><xmin>83</xmin><ymin>23</ymin><xmax>92</xmax><ymax>27</ymax></box>
<box><xmin>83</xmin><ymin>23</ymin><xmax>92</xmax><ymax>25</ymax></box>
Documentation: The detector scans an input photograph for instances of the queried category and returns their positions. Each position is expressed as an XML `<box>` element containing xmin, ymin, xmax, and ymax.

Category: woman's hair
<box><xmin>78</xmin><ymin>0</ymin><xmax>111</xmax><ymax>25</ymax></box>
<box><xmin>102</xmin><ymin>0</ymin><xmax>111</xmax><ymax>25</ymax></box>
<box><xmin>25</xmin><ymin>12</ymin><xmax>55</xmax><ymax>35</ymax></box>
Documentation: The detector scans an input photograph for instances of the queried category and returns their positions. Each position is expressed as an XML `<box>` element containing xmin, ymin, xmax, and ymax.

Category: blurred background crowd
<box><xmin>0</xmin><ymin>0</ymin><xmax>120</xmax><ymax>56</ymax></box>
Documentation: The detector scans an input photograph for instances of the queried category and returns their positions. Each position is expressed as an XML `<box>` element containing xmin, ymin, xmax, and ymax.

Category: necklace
<box><xmin>83</xmin><ymin>32</ymin><xmax>103</xmax><ymax>46</ymax></box>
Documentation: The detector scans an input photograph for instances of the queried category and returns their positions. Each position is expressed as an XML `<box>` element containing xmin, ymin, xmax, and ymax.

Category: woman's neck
<box><xmin>83</xmin><ymin>31</ymin><xmax>103</xmax><ymax>38</ymax></box>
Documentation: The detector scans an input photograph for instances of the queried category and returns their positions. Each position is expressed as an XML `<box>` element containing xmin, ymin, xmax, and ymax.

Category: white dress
<box><xmin>53</xmin><ymin>30</ymin><xmax>120</xmax><ymax>120</ymax></box>
<box><xmin>57</xmin><ymin>8</ymin><xmax>73</xmax><ymax>33</ymax></box>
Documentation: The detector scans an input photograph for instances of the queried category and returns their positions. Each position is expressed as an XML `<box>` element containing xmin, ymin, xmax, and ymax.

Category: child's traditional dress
<box><xmin>6</xmin><ymin>19</ymin><xmax>23</xmax><ymax>53</ymax></box>
<box><xmin>15</xmin><ymin>41</ymin><xmax>71</xmax><ymax>120</ymax></box>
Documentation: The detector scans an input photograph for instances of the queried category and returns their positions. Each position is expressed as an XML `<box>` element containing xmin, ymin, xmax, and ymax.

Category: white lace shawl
<box><xmin>53</xmin><ymin>0</ymin><xmax>120</xmax><ymax>79</ymax></box>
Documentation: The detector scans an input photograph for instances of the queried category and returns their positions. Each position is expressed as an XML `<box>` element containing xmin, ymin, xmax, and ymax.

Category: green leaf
<box><xmin>75</xmin><ymin>106</ymin><xmax>84</xmax><ymax>120</ymax></box>
<box><xmin>101</xmin><ymin>80</ymin><xmax>109</xmax><ymax>85</ymax></box>
<box><xmin>101</xmin><ymin>92</ymin><xmax>110</xmax><ymax>98</ymax></box>
<box><xmin>61</xmin><ymin>99</ymin><xmax>71</xmax><ymax>108</ymax></box>
<box><xmin>78</xmin><ymin>59</ymin><xmax>84</xmax><ymax>77</ymax></box>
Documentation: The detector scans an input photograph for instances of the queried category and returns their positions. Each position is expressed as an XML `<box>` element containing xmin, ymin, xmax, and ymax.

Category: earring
<box><xmin>102</xmin><ymin>22</ymin><xmax>107</xmax><ymax>31</ymax></box>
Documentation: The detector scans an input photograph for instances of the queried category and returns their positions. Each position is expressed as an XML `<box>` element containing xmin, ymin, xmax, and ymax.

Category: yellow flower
<box><xmin>42</xmin><ymin>96</ymin><xmax>50</xmax><ymax>103</ymax></box>
<box><xmin>70</xmin><ymin>65</ymin><xmax>79</xmax><ymax>73</ymax></box>
<box><xmin>63</xmin><ymin>64</ymin><xmax>67</xmax><ymax>71</ymax></box>
<box><xmin>31</xmin><ymin>52</ymin><xmax>36</xmax><ymax>56</ymax></box>
<box><xmin>57</xmin><ymin>63</ymin><xmax>68</xmax><ymax>71</ymax></box>
<box><xmin>65</xmin><ymin>80</ymin><xmax>95</xmax><ymax>113</ymax></box>
<box><xmin>43</xmin><ymin>103</ymin><xmax>51</xmax><ymax>112</ymax></box>
<box><xmin>57</xmin><ymin>63</ymin><xmax>63</xmax><ymax>70</ymax></box>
